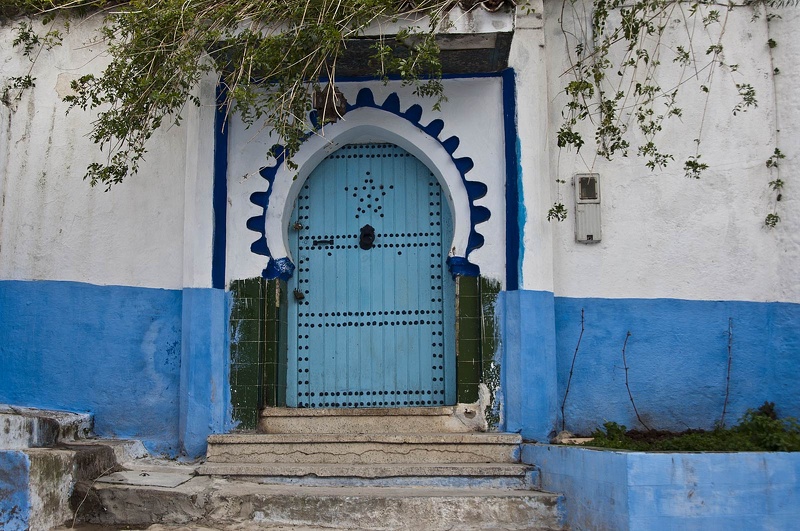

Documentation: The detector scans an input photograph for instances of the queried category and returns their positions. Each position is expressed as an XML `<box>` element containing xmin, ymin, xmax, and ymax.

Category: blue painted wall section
<box><xmin>0</xmin><ymin>280</ymin><xmax>182</xmax><ymax>456</ymax></box>
<box><xmin>179</xmin><ymin>288</ymin><xmax>233</xmax><ymax>458</ymax></box>
<box><xmin>497</xmin><ymin>291</ymin><xmax>800</xmax><ymax>440</ymax></box>
<box><xmin>0</xmin><ymin>280</ymin><xmax>233</xmax><ymax>458</ymax></box>
<box><xmin>626</xmin><ymin>451</ymin><xmax>800</xmax><ymax>529</ymax></box>
<box><xmin>522</xmin><ymin>445</ymin><xmax>629</xmax><ymax>531</ymax></box>
<box><xmin>554</xmin><ymin>296</ymin><xmax>800</xmax><ymax>434</ymax></box>
<box><xmin>498</xmin><ymin>290</ymin><xmax>558</xmax><ymax>441</ymax></box>
<box><xmin>0</xmin><ymin>451</ymin><xmax>30</xmax><ymax>531</ymax></box>
<box><xmin>523</xmin><ymin>444</ymin><xmax>800</xmax><ymax>531</ymax></box>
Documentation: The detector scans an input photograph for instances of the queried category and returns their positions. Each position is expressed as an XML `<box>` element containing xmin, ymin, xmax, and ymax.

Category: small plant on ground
<box><xmin>581</xmin><ymin>402</ymin><xmax>800</xmax><ymax>451</ymax></box>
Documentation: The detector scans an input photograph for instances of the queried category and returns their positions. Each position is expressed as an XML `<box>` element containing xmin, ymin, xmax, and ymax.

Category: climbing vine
<box><xmin>765</xmin><ymin>147</ymin><xmax>785</xmax><ymax>227</ymax></box>
<box><xmin>1</xmin><ymin>20</ymin><xmax>63</xmax><ymax>105</ymax></box>
<box><xmin>550</xmin><ymin>0</ymin><xmax>796</xmax><ymax>226</ymax></box>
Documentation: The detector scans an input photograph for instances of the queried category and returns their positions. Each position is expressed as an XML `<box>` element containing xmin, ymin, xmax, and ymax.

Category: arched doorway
<box><xmin>285</xmin><ymin>143</ymin><xmax>456</xmax><ymax>408</ymax></box>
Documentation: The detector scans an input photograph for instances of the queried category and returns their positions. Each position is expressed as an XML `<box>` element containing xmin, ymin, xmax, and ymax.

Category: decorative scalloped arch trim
<box><xmin>247</xmin><ymin>88</ymin><xmax>490</xmax><ymax>280</ymax></box>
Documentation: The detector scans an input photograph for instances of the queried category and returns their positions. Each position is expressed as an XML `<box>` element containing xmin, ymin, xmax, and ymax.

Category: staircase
<box><xmin>0</xmin><ymin>405</ymin><xmax>145</xmax><ymax>530</ymax></box>
<box><xmin>60</xmin><ymin>406</ymin><xmax>565</xmax><ymax>529</ymax></box>
<box><xmin>194</xmin><ymin>407</ymin><xmax>566</xmax><ymax>530</ymax></box>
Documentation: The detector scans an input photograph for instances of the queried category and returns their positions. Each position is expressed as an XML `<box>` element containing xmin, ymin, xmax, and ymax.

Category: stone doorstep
<box><xmin>259</xmin><ymin>411</ymin><xmax>480</xmax><ymax>434</ymax></box>
<box><xmin>205</xmin><ymin>446</ymin><xmax>519</xmax><ymax>465</ymax></box>
<box><xmin>77</xmin><ymin>476</ymin><xmax>566</xmax><ymax>530</ymax></box>
<box><xmin>97</xmin><ymin>469</ymin><xmax>195</xmax><ymax>489</ymax></box>
<box><xmin>9</xmin><ymin>438</ymin><xmax>168</xmax><ymax>530</ymax></box>
<box><xmin>56</xmin><ymin>524</ymin><xmax>330</xmax><ymax>530</ymax></box>
<box><xmin>261</xmin><ymin>406</ymin><xmax>458</xmax><ymax>417</ymax></box>
<box><xmin>64</xmin><ymin>438</ymin><xmax>149</xmax><ymax>466</ymax></box>
<box><xmin>22</xmin><ymin>448</ymin><xmax>80</xmax><ymax>531</ymax></box>
<box><xmin>260</xmin><ymin>403</ymin><xmax>490</xmax><ymax>434</ymax></box>
<box><xmin>21</xmin><ymin>443</ymin><xmax>120</xmax><ymax>531</ymax></box>
<box><xmin>208</xmin><ymin>433</ymin><xmax>521</xmax><ymax>444</ymax></box>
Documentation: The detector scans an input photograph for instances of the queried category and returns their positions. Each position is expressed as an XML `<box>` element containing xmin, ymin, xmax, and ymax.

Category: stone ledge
<box><xmin>0</xmin><ymin>405</ymin><xmax>93</xmax><ymax>450</ymax></box>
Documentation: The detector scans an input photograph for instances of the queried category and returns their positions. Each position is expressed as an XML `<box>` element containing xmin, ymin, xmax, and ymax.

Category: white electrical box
<box><xmin>574</xmin><ymin>173</ymin><xmax>601</xmax><ymax>243</ymax></box>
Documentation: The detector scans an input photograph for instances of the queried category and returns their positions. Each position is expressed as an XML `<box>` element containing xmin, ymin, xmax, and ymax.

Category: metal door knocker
<box><xmin>359</xmin><ymin>224</ymin><xmax>375</xmax><ymax>250</ymax></box>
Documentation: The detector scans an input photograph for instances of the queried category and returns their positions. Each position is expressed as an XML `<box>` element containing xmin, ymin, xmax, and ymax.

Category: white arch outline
<box><xmin>263</xmin><ymin>107</ymin><xmax>472</xmax><ymax>265</ymax></box>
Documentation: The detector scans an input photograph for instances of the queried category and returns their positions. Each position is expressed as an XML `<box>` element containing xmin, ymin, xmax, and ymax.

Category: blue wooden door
<box><xmin>287</xmin><ymin>143</ymin><xmax>455</xmax><ymax>408</ymax></box>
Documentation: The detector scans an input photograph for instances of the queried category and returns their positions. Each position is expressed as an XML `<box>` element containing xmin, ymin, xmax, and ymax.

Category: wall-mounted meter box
<box><xmin>574</xmin><ymin>173</ymin><xmax>601</xmax><ymax>243</ymax></box>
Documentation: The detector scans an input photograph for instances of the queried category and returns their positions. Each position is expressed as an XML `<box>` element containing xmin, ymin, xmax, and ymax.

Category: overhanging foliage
<box><xmin>3</xmin><ymin>0</ymin><xmax>458</xmax><ymax>188</ymax></box>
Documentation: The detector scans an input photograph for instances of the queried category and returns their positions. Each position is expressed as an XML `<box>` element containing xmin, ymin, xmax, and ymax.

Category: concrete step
<box><xmin>0</xmin><ymin>406</ymin><xmax>117</xmax><ymax>530</ymax></box>
<box><xmin>75</xmin><ymin>473</ymin><xmax>566</xmax><ymax>530</ymax></box>
<box><xmin>206</xmin><ymin>432</ymin><xmax>522</xmax><ymax>464</ymax></box>
<box><xmin>259</xmin><ymin>405</ymin><xmax>485</xmax><ymax>434</ymax></box>
<box><xmin>197</xmin><ymin>462</ymin><xmax>538</xmax><ymax>488</ymax></box>
<box><xmin>2</xmin><ymin>444</ymin><xmax>121</xmax><ymax>530</ymax></box>
<box><xmin>0</xmin><ymin>404</ymin><xmax>93</xmax><ymax>449</ymax></box>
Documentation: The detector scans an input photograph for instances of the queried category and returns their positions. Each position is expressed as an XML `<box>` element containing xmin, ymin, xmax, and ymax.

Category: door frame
<box><xmin>248</xmin><ymin>89</ymin><xmax>488</xmax><ymax>282</ymax></box>
<box><xmin>236</xmin><ymin>88</ymin><xmax>497</xmax><ymax>418</ymax></box>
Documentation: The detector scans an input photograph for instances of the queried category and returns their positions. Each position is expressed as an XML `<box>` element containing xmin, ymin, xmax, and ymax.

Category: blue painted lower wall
<box><xmin>555</xmin><ymin>296</ymin><xmax>800</xmax><ymax>434</ymax></box>
<box><xmin>523</xmin><ymin>444</ymin><xmax>800</xmax><ymax>531</ymax></box>
<box><xmin>0</xmin><ymin>280</ymin><xmax>231</xmax><ymax>457</ymax></box>
<box><xmin>180</xmin><ymin>288</ymin><xmax>233</xmax><ymax>457</ymax></box>
<box><xmin>0</xmin><ymin>451</ymin><xmax>29</xmax><ymax>531</ymax></box>
<box><xmin>4</xmin><ymin>280</ymin><xmax>797</xmax><ymax>459</ymax></box>
<box><xmin>522</xmin><ymin>445</ymin><xmax>628</xmax><ymax>531</ymax></box>
<box><xmin>500</xmin><ymin>291</ymin><xmax>800</xmax><ymax>438</ymax></box>
<box><xmin>498</xmin><ymin>290</ymin><xmax>558</xmax><ymax>441</ymax></box>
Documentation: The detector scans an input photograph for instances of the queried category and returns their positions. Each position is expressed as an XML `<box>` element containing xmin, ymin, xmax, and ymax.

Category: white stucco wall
<box><xmin>225</xmin><ymin>77</ymin><xmax>508</xmax><ymax>285</ymax></box>
<box><xmin>768</xmin><ymin>7</ymin><xmax>800</xmax><ymax>303</ymax></box>
<box><xmin>0</xmin><ymin>18</ymin><xmax>216</xmax><ymax>291</ymax></box>
<box><xmin>512</xmin><ymin>1</ymin><xmax>800</xmax><ymax>303</ymax></box>
<box><xmin>2</xmin><ymin>5</ymin><xmax>797</xmax><ymax>302</ymax></box>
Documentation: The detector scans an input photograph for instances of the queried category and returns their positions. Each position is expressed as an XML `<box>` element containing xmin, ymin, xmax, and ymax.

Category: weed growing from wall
<box><xmin>620</xmin><ymin>331</ymin><xmax>652</xmax><ymax>431</ymax></box>
<box><xmin>560</xmin><ymin>308</ymin><xmax>584</xmax><ymax>432</ymax></box>
<box><xmin>765</xmin><ymin>148</ymin><xmax>786</xmax><ymax>227</ymax></box>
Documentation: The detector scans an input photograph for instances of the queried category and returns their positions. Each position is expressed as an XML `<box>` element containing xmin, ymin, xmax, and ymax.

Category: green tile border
<box><xmin>263</xmin><ymin>279</ymin><xmax>287</xmax><ymax>408</ymax></box>
<box><xmin>480</xmin><ymin>277</ymin><xmax>502</xmax><ymax>429</ymax></box>
<box><xmin>456</xmin><ymin>276</ymin><xmax>481</xmax><ymax>403</ymax></box>
<box><xmin>230</xmin><ymin>275</ymin><xmax>499</xmax><ymax>424</ymax></box>
<box><xmin>229</xmin><ymin>277</ymin><xmax>282</xmax><ymax>430</ymax></box>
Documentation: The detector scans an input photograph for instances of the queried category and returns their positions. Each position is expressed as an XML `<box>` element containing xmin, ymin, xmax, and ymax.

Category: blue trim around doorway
<box><xmin>212</xmin><ymin>83</ymin><xmax>229</xmax><ymax>290</ymax></box>
<box><xmin>502</xmin><ymin>68</ymin><xmax>520</xmax><ymax>291</ymax></box>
